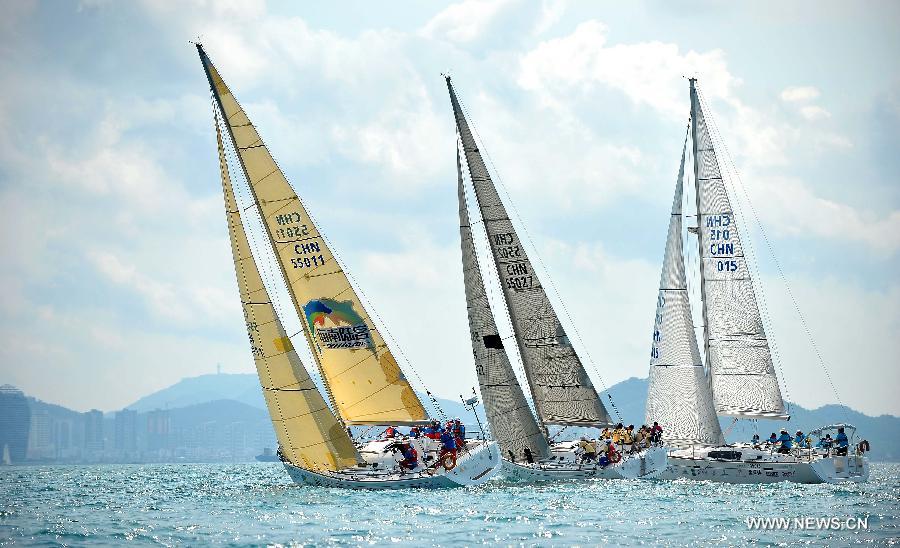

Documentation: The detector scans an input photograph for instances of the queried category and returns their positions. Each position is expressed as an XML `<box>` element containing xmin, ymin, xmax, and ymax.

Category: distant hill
<box><xmin>127</xmin><ymin>374</ymin><xmax>266</xmax><ymax>412</ymax></box>
<box><xmin>127</xmin><ymin>373</ymin><xmax>482</xmax><ymax>429</ymax></box>
<box><xmin>126</xmin><ymin>373</ymin><xmax>898</xmax><ymax>461</ymax></box>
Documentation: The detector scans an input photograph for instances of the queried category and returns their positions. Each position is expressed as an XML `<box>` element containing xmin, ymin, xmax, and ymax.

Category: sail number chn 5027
<box><xmin>491</xmin><ymin>232</ymin><xmax>534</xmax><ymax>291</ymax></box>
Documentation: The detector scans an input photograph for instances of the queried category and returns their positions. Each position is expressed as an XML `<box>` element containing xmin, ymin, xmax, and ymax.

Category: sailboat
<box><xmin>198</xmin><ymin>44</ymin><xmax>500</xmax><ymax>489</ymax></box>
<box><xmin>446</xmin><ymin>76</ymin><xmax>668</xmax><ymax>481</ymax></box>
<box><xmin>645</xmin><ymin>78</ymin><xmax>869</xmax><ymax>484</ymax></box>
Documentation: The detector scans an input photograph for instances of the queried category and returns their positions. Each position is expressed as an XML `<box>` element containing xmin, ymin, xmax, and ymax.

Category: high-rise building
<box><xmin>0</xmin><ymin>385</ymin><xmax>31</xmax><ymax>464</ymax></box>
<box><xmin>83</xmin><ymin>409</ymin><xmax>104</xmax><ymax>453</ymax></box>
<box><xmin>114</xmin><ymin>409</ymin><xmax>137</xmax><ymax>453</ymax></box>
<box><xmin>146</xmin><ymin>409</ymin><xmax>170</xmax><ymax>452</ymax></box>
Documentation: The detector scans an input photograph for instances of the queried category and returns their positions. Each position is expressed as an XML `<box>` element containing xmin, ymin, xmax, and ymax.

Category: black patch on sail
<box><xmin>483</xmin><ymin>334</ymin><xmax>504</xmax><ymax>349</ymax></box>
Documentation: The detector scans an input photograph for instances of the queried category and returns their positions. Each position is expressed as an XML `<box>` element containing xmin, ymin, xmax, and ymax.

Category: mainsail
<box><xmin>215</xmin><ymin>110</ymin><xmax>358</xmax><ymax>471</ymax></box>
<box><xmin>457</xmin><ymin>144</ymin><xmax>551</xmax><ymax>462</ymax></box>
<box><xmin>689</xmin><ymin>79</ymin><xmax>788</xmax><ymax>420</ymax></box>
<box><xmin>645</xmin><ymin>129</ymin><xmax>724</xmax><ymax>446</ymax></box>
<box><xmin>199</xmin><ymin>45</ymin><xmax>428</xmax><ymax>425</ymax></box>
<box><xmin>446</xmin><ymin>76</ymin><xmax>612</xmax><ymax>427</ymax></box>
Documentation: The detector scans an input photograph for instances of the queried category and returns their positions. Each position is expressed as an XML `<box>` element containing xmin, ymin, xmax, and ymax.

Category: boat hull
<box><xmin>283</xmin><ymin>439</ymin><xmax>501</xmax><ymax>489</ymax></box>
<box><xmin>500</xmin><ymin>446</ymin><xmax>668</xmax><ymax>482</ymax></box>
<box><xmin>657</xmin><ymin>447</ymin><xmax>869</xmax><ymax>484</ymax></box>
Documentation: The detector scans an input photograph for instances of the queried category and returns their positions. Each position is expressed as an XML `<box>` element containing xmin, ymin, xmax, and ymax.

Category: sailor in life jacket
<box><xmin>398</xmin><ymin>442</ymin><xmax>419</xmax><ymax>471</ymax></box>
<box><xmin>439</xmin><ymin>427</ymin><xmax>457</xmax><ymax>461</ymax></box>
<box><xmin>452</xmin><ymin>418</ymin><xmax>466</xmax><ymax>449</ymax></box>
<box><xmin>423</xmin><ymin>420</ymin><xmax>442</xmax><ymax>440</ymax></box>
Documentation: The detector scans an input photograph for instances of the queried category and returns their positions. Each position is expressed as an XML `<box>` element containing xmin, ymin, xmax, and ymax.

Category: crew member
<box><xmin>452</xmin><ymin>418</ymin><xmax>466</xmax><ymax>449</ymax></box>
<box><xmin>776</xmin><ymin>429</ymin><xmax>793</xmax><ymax>454</ymax></box>
<box><xmin>398</xmin><ymin>442</ymin><xmax>418</xmax><ymax>471</ymax></box>
<box><xmin>577</xmin><ymin>437</ymin><xmax>597</xmax><ymax>464</ymax></box>
<box><xmin>439</xmin><ymin>427</ymin><xmax>457</xmax><ymax>466</ymax></box>
<box><xmin>835</xmin><ymin>427</ymin><xmax>849</xmax><ymax>456</ymax></box>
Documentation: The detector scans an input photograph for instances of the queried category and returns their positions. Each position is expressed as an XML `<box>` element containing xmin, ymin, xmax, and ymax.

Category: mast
<box><xmin>446</xmin><ymin>76</ymin><xmax>612</xmax><ymax>429</ymax></box>
<box><xmin>198</xmin><ymin>44</ymin><xmax>429</xmax><ymax>426</ymax></box>
<box><xmin>456</xmin><ymin>140</ymin><xmax>551</xmax><ymax>461</ymax></box>
<box><xmin>689</xmin><ymin>78</ymin><xmax>711</xmax><ymax>376</ymax></box>
<box><xmin>645</xmin><ymin>125</ymin><xmax>724</xmax><ymax>447</ymax></box>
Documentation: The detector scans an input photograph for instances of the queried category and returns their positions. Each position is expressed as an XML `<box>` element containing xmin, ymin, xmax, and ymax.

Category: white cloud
<box><xmin>533</xmin><ymin>0</ymin><xmax>568</xmax><ymax>36</ymax></box>
<box><xmin>518</xmin><ymin>20</ymin><xmax>740</xmax><ymax>119</ymax></box>
<box><xmin>737</xmin><ymin>172</ymin><xmax>900</xmax><ymax>255</ymax></box>
<box><xmin>421</xmin><ymin>0</ymin><xmax>517</xmax><ymax>44</ymax></box>
<box><xmin>799</xmin><ymin>104</ymin><xmax>832</xmax><ymax>121</ymax></box>
<box><xmin>780</xmin><ymin>85</ymin><xmax>820</xmax><ymax>102</ymax></box>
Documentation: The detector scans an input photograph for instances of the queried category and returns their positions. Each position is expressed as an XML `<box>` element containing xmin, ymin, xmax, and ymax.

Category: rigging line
<box><xmin>454</xmin><ymin>86</ymin><xmax>622</xmax><ymax>424</ymax></box>
<box><xmin>694</xmin><ymin>87</ymin><xmax>817</xmax><ymax>414</ymax></box>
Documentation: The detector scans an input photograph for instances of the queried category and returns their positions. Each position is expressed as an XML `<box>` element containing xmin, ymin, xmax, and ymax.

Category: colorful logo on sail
<box><xmin>303</xmin><ymin>298</ymin><xmax>372</xmax><ymax>351</ymax></box>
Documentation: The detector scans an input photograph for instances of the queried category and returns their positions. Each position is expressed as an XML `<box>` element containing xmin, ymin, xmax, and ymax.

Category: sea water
<box><xmin>1</xmin><ymin>463</ymin><xmax>897</xmax><ymax>545</ymax></box>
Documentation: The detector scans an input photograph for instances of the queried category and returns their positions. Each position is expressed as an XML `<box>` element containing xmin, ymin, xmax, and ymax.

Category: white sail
<box><xmin>457</xmin><ymin>144</ymin><xmax>551</xmax><ymax>462</ymax></box>
<box><xmin>446</xmin><ymin>77</ymin><xmax>612</xmax><ymax>428</ymax></box>
<box><xmin>689</xmin><ymin>80</ymin><xmax>788</xmax><ymax>420</ymax></box>
<box><xmin>646</xmin><ymin>130</ymin><xmax>724</xmax><ymax>446</ymax></box>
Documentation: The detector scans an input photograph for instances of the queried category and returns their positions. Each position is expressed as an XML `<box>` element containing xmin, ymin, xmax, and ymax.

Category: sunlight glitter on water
<box><xmin>1</xmin><ymin>463</ymin><xmax>897</xmax><ymax>545</ymax></box>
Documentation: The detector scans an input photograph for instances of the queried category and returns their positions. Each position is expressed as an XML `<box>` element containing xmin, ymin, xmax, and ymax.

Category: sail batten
<box><xmin>689</xmin><ymin>80</ymin><xmax>788</xmax><ymax>420</ymax></box>
<box><xmin>214</xmin><ymin>106</ymin><xmax>358</xmax><ymax>472</ymax></box>
<box><xmin>645</xmin><ymin>127</ymin><xmax>724</xmax><ymax>447</ymax></box>
<box><xmin>200</xmin><ymin>45</ymin><xmax>428</xmax><ymax>426</ymax></box>
<box><xmin>446</xmin><ymin>77</ymin><xmax>612</xmax><ymax>428</ymax></box>
<box><xmin>457</xmin><ymin>143</ymin><xmax>551</xmax><ymax>462</ymax></box>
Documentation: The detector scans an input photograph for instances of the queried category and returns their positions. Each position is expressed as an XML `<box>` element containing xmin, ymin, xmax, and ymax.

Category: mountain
<box><xmin>127</xmin><ymin>374</ymin><xmax>266</xmax><ymax>412</ymax></box>
<box><xmin>124</xmin><ymin>373</ymin><xmax>898</xmax><ymax>461</ymax></box>
<box><xmin>126</xmin><ymin>373</ymin><xmax>483</xmax><ymax>428</ymax></box>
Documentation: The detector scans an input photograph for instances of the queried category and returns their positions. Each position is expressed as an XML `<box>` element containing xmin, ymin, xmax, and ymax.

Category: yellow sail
<box><xmin>200</xmin><ymin>46</ymin><xmax>427</xmax><ymax>425</ymax></box>
<box><xmin>215</xmin><ymin>110</ymin><xmax>358</xmax><ymax>471</ymax></box>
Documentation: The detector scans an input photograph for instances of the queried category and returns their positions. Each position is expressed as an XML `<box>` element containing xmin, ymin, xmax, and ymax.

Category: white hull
<box><xmin>500</xmin><ymin>446</ymin><xmax>668</xmax><ymax>482</ymax></box>
<box><xmin>657</xmin><ymin>446</ymin><xmax>869</xmax><ymax>484</ymax></box>
<box><xmin>284</xmin><ymin>438</ymin><xmax>501</xmax><ymax>489</ymax></box>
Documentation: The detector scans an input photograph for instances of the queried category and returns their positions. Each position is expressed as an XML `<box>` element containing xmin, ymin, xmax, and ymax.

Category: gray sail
<box><xmin>446</xmin><ymin>76</ymin><xmax>612</xmax><ymax>428</ymax></box>
<box><xmin>457</xmin><ymin>144</ymin><xmax>551</xmax><ymax>462</ymax></box>
<box><xmin>645</xmin><ymin>129</ymin><xmax>725</xmax><ymax>447</ymax></box>
<box><xmin>689</xmin><ymin>80</ymin><xmax>789</xmax><ymax>420</ymax></box>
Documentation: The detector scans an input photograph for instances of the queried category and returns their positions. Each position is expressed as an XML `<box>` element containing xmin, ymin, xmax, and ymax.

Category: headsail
<box><xmin>689</xmin><ymin>79</ymin><xmax>788</xmax><ymax>420</ymax></box>
<box><xmin>215</xmin><ymin>109</ymin><xmax>358</xmax><ymax>471</ymax></box>
<box><xmin>457</xmin><ymin>143</ymin><xmax>551</xmax><ymax>461</ymax></box>
<box><xmin>645</xmin><ymin>129</ymin><xmax>724</xmax><ymax>446</ymax></box>
<box><xmin>446</xmin><ymin>76</ymin><xmax>612</xmax><ymax>428</ymax></box>
<box><xmin>199</xmin><ymin>45</ymin><xmax>428</xmax><ymax>425</ymax></box>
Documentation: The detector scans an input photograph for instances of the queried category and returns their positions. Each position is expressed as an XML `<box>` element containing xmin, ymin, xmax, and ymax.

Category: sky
<box><xmin>0</xmin><ymin>0</ymin><xmax>898</xmax><ymax>417</ymax></box>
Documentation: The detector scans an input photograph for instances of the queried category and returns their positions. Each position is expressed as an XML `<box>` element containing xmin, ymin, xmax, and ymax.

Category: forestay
<box><xmin>215</xmin><ymin>111</ymin><xmax>358</xmax><ymax>471</ymax></box>
<box><xmin>446</xmin><ymin>77</ymin><xmax>612</xmax><ymax>428</ymax></box>
<box><xmin>689</xmin><ymin>81</ymin><xmax>788</xmax><ymax>420</ymax></box>
<box><xmin>645</xmin><ymin>129</ymin><xmax>724</xmax><ymax>447</ymax></box>
<box><xmin>200</xmin><ymin>45</ymin><xmax>427</xmax><ymax>425</ymax></box>
<box><xmin>457</xmin><ymin>145</ymin><xmax>551</xmax><ymax>462</ymax></box>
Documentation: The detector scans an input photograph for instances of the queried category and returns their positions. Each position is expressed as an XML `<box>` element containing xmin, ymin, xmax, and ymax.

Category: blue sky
<box><xmin>0</xmin><ymin>0</ymin><xmax>897</xmax><ymax>417</ymax></box>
